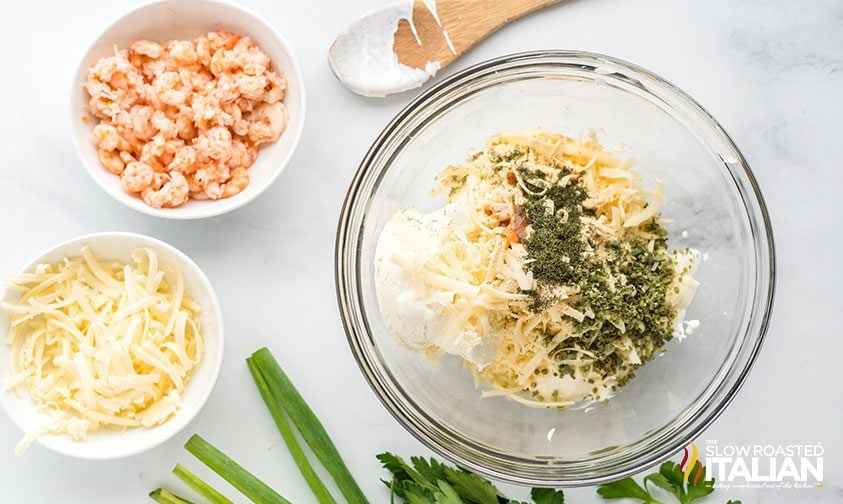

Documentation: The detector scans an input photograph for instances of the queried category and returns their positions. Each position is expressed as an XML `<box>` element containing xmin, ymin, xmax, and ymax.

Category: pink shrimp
<box><xmin>167</xmin><ymin>146</ymin><xmax>198</xmax><ymax>173</ymax></box>
<box><xmin>153</xmin><ymin>71</ymin><xmax>188</xmax><ymax>106</ymax></box>
<box><xmin>193</xmin><ymin>161</ymin><xmax>230</xmax><ymax>199</ymax></box>
<box><xmin>121</xmin><ymin>161</ymin><xmax>154</xmax><ymax>193</ymax></box>
<box><xmin>194</xmin><ymin>126</ymin><xmax>232</xmax><ymax>161</ymax></box>
<box><xmin>92</xmin><ymin>124</ymin><xmax>128</xmax><ymax>151</ymax></box>
<box><xmin>98</xmin><ymin>149</ymin><xmax>125</xmax><ymax>175</ymax></box>
<box><xmin>141</xmin><ymin>172</ymin><xmax>189</xmax><ymax>208</ymax></box>
<box><xmin>130</xmin><ymin>39</ymin><xmax>163</xmax><ymax>59</ymax></box>
<box><xmin>247</xmin><ymin>102</ymin><xmax>286</xmax><ymax>145</ymax></box>
<box><xmin>222</xmin><ymin>167</ymin><xmax>249</xmax><ymax>198</ymax></box>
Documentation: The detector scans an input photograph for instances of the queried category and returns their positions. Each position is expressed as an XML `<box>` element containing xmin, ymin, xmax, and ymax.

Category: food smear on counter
<box><xmin>2</xmin><ymin>245</ymin><xmax>203</xmax><ymax>454</ymax></box>
<box><xmin>375</xmin><ymin>130</ymin><xmax>700</xmax><ymax>408</ymax></box>
<box><xmin>85</xmin><ymin>31</ymin><xmax>288</xmax><ymax>208</ymax></box>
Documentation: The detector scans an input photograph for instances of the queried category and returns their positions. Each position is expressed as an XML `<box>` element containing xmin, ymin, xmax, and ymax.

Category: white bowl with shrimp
<box><xmin>70</xmin><ymin>0</ymin><xmax>306</xmax><ymax>219</ymax></box>
<box><xmin>0</xmin><ymin>232</ymin><xmax>224</xmax><ymax>459</ymax></box>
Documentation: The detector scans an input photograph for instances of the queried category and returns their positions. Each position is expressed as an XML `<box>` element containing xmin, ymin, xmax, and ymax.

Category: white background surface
<box><xmin>1</xmin><ymin>0</ymin><xmax>841</xmax><ymax>502</ymax></box>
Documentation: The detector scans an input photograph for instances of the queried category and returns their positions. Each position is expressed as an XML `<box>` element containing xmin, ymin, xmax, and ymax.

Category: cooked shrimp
<box><xmin>117</xmin><ymin>128</ymin><xmax>144</xmax><ymax>155</ymax></box>
<box><xmin>142</xmin><ymin>172</ymin><xmax>190</xmax><ymax>208</ymax></box>
<box><xmin>167</xmin><ymin>40</ymin><xmax>198</xmax><ymax>66</ymax></box>
<box><xmin>140</xmin><ymin>133</ymin><xmax>166</xmax><ymax>164</ymax></box>
<box><xmin>168</xmin><ymin>145</ymin><xmax>198</xmax><ymax>173</ymax></box>
<box><xmin>234</xmin><ymin>38</ymin><xmax>270</xmax><ymax>76</ymax></box>
<box><xmin>210</xmin><ymin>49</ymin><xmax>238</xmax><ymax>77</ymax></box>
<box><xmin>89</xmin><ymin>53</ymin><xmax>131</xmax><ymax>86</ymax></box>
<box><xmin>151</xmin><ymin>110</ymin><xmax>178</xmax><ymax>139</ymax></box>
<box><xmin>194</xmin><ymin>162</ymin><xmax>230</xmax><ymax>199</ymax></box>
<box><xmin>112</xmin><ymin>109</ymin><xmax>132</xmax><ymax>128</ymax></box>
<box><xmin>87</xmin><ymin>96</ymin><xmax>119</xmax><ymax>120</ymax></box>
<box><xmin>160</xmin><ymin>138</ymin><xmax>185</xmax><ymax>166</ymax></box>
<box><xmin>190</xmin><ymin>92</ymin><xmax>224</xmax><ymax>130</ymax></box>
<box><xmin>222</xmin><ymin>168</ymin><xmax>249</xmax><ymax>198</ymax></box>
<box><xmin>224</xmin><ymin>102</ymin><xmax>243</xmax><ymax>123</ymax></box>
<box><xmin>85</xmin><ymin>30</ymin><xmax>287</xmax><ymax>209</ymax></box>
<box><xmin>131</xmin><ymin>105</ymin><xmax>156</xmax><ymax>140</ymax></box>
<box><xmin>194</xmin><ymin>126</ymin><xmax>232</xmax><ymax>160</ymax></box>
<box><xmin>92</xmin><ymin>124</ymin><xmax>127</xmax><ymax>151</ymax></box>
<box><xmin>109</xmin><ymin>72</ymin><xmax>129</xmax><ymax>91</ymax></box>
<box><xmin>226</xmin><ymin>140</ymin><xmax>257</xmax><ymax>169</ymax></box>
<box><xmin>232</xmin><ymin>120</ymin><xmax>250</xmax><ymax>137</ymax></box>
<box><xmin>247</xmin><ymin>102</ymin><xmax>286</xmax><ymax>145</ymax></box>
<box><xmin>194</xmin><ymin>36</ymin><xmax>213</xmax><ymax>68</ymax></box>
<box><xmin>142</xmin><ymin>59</ymin><xmax>167</xmax><ymax>80</ymax></box>
<box><xmin>86</xmin><ymin>54</ymin><xmax>141</xmax><ymax>120</ymax></box>
<box><xmin>235</xmin><ymin>97</ymin><xmax>255</xmax><ymax>113</ymax></box>
<box><xmin>189</xmin><ymin>68</ymin><xmax>214</xmax><ymax>91</ymax></box>
<box><xmin>84</xmin><ymin>77</ymin><xmax>112</xmax><ymax>99</ymax></box>
<box><xmin>264</xmin><ymin>71</ymin><xmax>286</xmax><ymax>104</ymax></box>
<box><xmin>118</xmin><ymin>151</ymin><xmax>136</xmax><ymax>165</ymax></box>
<box><xmin>185</xmin><ymin>171</ymin><xmax>203</xmax><ymax>194</ymax></box>
<box><xmin>174</xmin><ymin>108</ymin><xmax>197</xmax><ymax>140</ymax></box>
<box><xmin>235</xmin><ymin>74</ymin><xmax>267</xmax><ymax>101</ymax></box>
<box><xmin>153</xmin><ymin>71</ymin><xmax>188</xmax><ymax>106</ymax></box>
<box><xmin>222</xmin><ymin>102</ymin><xmax>250</xmax><ymax>136</ymax></box>
<box><xmin>130</xmin><ymin>40</ymin><xmax>163</xmax><ymax>59</ymax></box>
<box><xmin>206</xmin><ymin>31</ymin><xmax>241</xmax><ymax>52</ymax></box>
<box><xmin>98</xmin><ymin>149</ymin><xmax>125</xmax><ymax>175</ymax></box>
<box><xmin>121</xmin><ymin>161</ymin><xmax>154</xmax><ymax>192</ymax></box>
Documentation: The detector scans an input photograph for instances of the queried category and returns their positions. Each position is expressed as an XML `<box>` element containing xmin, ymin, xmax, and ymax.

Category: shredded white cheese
<box><xmin>375</xmin><ymin>130</ymin><xmax>702</xmax><ymax>408</ymax></box>
<box><xmin>3</xmin><ymin>245</ymin><xmax>203</xmax><ymax>455</ymax></box>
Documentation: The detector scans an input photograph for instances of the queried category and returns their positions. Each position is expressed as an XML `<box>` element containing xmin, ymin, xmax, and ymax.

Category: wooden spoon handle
<box><xmin>395</xmin><ymin>0</ymin><xmax>561</xmax><ymax>70</ymax></box>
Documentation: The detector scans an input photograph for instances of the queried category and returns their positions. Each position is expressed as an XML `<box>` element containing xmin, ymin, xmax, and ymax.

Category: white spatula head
<box><xmin>328</xmin><ymin>1</ymin><xmax>442</xmax><ymax>98</ymax></box>
<box><xmin>329</xmin><ymin>0</ymin><xmax>561</xmax><ymax>98</ymax></box>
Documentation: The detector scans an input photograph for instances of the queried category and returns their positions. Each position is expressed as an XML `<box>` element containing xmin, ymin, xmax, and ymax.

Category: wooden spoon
<box><xmin>328</xmin><ymin>0</ymin><xmax>561</xmax><ymax>97</ymax></box>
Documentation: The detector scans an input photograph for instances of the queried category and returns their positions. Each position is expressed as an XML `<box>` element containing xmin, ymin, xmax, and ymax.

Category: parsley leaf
<box><xmin>683</xmin><ymin>463</ymin><xmax>715</xmax><ymax>503</ymax></box>
<box><xmin>378</xmin><ymin>452</ymin><xmax>440</xmax><ymax>493</ymax></box>
<box><xmin>435</xmin><ymin>480</ymin><xmax>464</xmax><ymax>504</ymax></box>
<box><xmin>643</xmin><ymin>462</ymin><xmax>684</xmax><ymax>502</ymax></box>
<box><xmin>659</xmin><ymin>462</ymin><xmax>686</xmax><ymax>493</ymax></box>
<box><xmin>378</xmin><ymin>452</ymin><xmax>564</xmax><ymax>504</ymax></box>
<box><xmin>597</xmin><ymin>460</ymin><xmax>718</xmax><ymax>504</ymax></box>
<box><xmin>443</xmin><ymin>466</ymin><xmax>502</xmax><ymax>504</ymax></box>
<box><xmin>596</xmin><ymin>477</ymin><xmax>663</xmax><ymax>503</ymax></box>
<box><xmin>643</xmin><ymin>473</ymin><xmax>680</xmax><ymax>500</ymax></box>
<box><xmin>413</xmin><ymin>456</ymin><xmax>448</xmax><ymax>485</ymax></box>
<box><xmin>404</xmin><ymin>481</ymin><xmax>435</xmax><ymax>504</ymax></box>
<box><xmin>530</xmin><ymin>487</ymin><xmax>565</xmax><ymax>504</ymax></box>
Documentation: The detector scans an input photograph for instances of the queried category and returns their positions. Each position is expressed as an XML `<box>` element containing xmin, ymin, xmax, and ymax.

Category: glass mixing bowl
<box><xmin>336</xmin><ymin>51</ymin><xmax>775</xmax><ymax>486</ymax></box>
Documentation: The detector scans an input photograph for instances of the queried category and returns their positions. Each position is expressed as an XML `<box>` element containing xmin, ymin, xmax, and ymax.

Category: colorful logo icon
<box><xmin>680</xmin><ymin>442</ymin><xmax>704</xmax><ymax>485</ymax></box>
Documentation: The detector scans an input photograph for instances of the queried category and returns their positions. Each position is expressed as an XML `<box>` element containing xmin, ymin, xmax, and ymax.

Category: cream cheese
<box><xmin>374</xmin><ymin>198</ymin><xmax>497</xmax><ymax>367</ymax></box>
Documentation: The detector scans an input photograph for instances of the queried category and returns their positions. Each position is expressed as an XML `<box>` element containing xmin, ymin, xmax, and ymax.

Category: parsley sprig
<box><xmin>378</xmin><ymin>452</ymin><xmax>565</xmax><ymax>504</ymax></box>
<box><xmin>596</xmin><ymin>461</ymin><xmax>738</xmax><ymax>504</ymax></box>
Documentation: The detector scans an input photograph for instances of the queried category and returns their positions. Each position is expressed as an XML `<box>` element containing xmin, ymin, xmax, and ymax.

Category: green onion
<box><xmin>149</xmin><ymin>488</ymin><xmax>195</xmax><ymax>504</ymax></box>
<box><xmin>185</xmin><ymin>434</ymin><xmax>291</xmax><ymax>504</ymax></box>
<box><xmin>173</xmin><ymin>463</ymin><xmax>233</xmax><ymax>504</ymax></box>
<box><xmin>247</xmin><ymin>357</ymin><xmax>337</xmax><ymax>504</ymax></box>
<box><xmin>251</xmin><ymin>348</ymin><xmax>367</xmax><ymax>504</ymax></box>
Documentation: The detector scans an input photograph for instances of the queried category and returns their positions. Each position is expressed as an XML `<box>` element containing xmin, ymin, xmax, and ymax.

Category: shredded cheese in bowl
<box><xmin>2</xmin><ymin>244</ymin><xmax>203</xmax><ymax>455</ymax></box>
<box><xmin>375</xmin><ymin>130</ymin><xmax>701</xmax><ymax>408</ymax></box>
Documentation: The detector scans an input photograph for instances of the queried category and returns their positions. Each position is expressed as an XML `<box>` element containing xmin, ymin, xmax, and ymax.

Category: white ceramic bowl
<box><xmin>0</xmin><ymin>232</ymin><xmax>224</xmax><ymax>459</ymax></box>
<box><xmin>70</xmin><ymin>0</ymin><xmax>306</xmax><ymax>219</ymax></box>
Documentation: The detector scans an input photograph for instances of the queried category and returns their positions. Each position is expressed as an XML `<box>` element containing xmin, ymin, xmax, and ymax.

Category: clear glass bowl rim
<box><xmin>335</xmin><ymin>50</ymin><xmax>776</xmax><ymax>487</ymax></box>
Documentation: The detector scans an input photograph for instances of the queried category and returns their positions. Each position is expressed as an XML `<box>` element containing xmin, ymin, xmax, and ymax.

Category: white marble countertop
<box><xmin>0</xmin><ymin>0</ymin><xmax>840</xmax><ymax>502</ymax></box>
